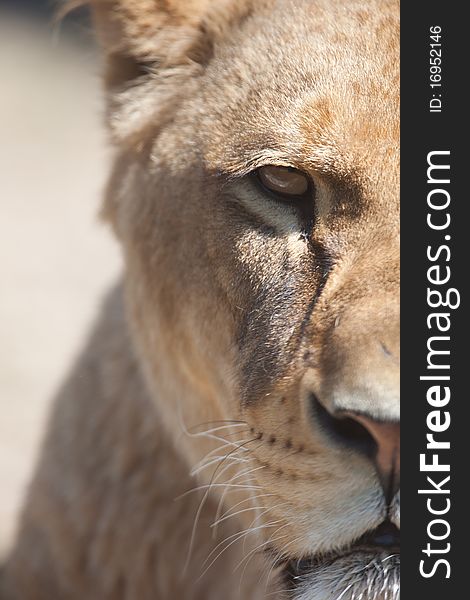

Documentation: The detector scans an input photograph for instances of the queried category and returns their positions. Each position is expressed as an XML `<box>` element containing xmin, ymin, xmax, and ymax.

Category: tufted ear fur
<box><xmin>61</xmin><ymin>1</ymin><xmax>253</xmax><ymax>143</ymax></box>
<box><xmin>80</xmin><ymin>0</ymin><xmax>252</xmax><ymax>89</ymax></box>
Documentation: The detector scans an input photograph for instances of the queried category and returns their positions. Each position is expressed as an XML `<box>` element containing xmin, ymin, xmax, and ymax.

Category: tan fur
<box><xmin>1</xmin><ymin>1</ymin><xmax>399</xmax><ymax>598</ymax></box>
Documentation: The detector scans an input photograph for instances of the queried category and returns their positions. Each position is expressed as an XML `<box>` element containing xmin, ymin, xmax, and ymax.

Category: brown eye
<box><xmin>257</xmin><ymin>165</ymin><xmax>310</xmax><ymax>198</ymax></box>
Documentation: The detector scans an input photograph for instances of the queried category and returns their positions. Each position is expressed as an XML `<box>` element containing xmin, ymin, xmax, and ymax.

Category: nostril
<box><xmin>310</xmin><ymin>394</ymin><xmax>378</xmax><ymax>458</ymax></box>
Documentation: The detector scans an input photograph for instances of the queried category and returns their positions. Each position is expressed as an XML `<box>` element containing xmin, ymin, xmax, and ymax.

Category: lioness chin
<box><xmin>1</xmin><ymin>1</ymin><xmax>399</xmax><ymax>599</ymax></box>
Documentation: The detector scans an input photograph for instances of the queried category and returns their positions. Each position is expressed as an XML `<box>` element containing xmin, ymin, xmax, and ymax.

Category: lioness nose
<box><xmin>312</xmin><ymin>396</ymin><xmax>400</xmax><ymax>500</ymax></box>
<box><xmin>345</xmin><ymin>412</ymin><xmax>400</xmax><ymax>499</ymax></box>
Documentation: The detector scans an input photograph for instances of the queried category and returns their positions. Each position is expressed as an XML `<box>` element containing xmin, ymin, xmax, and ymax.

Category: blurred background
<box><xmin>0</xmin><ymin>1</ymin><xmax>121</xmax><ymax>554</ymax></box>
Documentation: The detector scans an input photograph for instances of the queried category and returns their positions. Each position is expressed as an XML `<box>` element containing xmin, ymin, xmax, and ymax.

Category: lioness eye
<box><xmin>257</xmin><ymin>165</ymin><xmax>310</xmax><ymax>198</ymax></box>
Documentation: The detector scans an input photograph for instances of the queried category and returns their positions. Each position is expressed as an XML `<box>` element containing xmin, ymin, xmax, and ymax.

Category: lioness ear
<box><xmin>84</xmin><ymin>0</ymin><xmax>249</xmax><ymax>89</ymax></box>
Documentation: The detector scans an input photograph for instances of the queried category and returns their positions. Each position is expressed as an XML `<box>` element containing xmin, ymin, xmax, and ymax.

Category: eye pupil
<box><xmin>257</xmin><ymin>165</ymin><xmax>310</xmax><ymax>198</ymax></box>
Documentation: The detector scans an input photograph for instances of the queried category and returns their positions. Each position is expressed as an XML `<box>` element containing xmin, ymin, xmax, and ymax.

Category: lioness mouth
<box><xmin>282</xmin><ymin>521</ymin><xmax>400</xmax><ymax>585</ymax></box>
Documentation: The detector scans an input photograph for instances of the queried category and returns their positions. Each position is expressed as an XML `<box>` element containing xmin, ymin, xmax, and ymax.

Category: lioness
<box><xmin>1</xmin><ymin>0</ymin><xmax>399</xmax><ymax>598</ymax></box>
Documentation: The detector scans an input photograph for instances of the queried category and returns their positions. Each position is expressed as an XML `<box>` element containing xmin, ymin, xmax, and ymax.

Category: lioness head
<box><xmin>89</xmin><ymin>0</ymin><xmax>399</xmax><ymax>598</ymax></box>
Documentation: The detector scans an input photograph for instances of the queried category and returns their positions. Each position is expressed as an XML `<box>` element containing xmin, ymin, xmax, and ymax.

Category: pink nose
<box><xmin>343</xmin><ymin>413</ymin><xmax>400</xmax><ymax>498</ymax></box>
<box><xmin>311</xmin><ymin>394</ymin><xmax>400</xmax><ymax>499</ymax></box>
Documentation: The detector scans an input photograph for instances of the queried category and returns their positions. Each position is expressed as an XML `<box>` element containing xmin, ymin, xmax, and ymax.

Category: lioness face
<box><xmin>97</xmin><ymin>0</ymin><xmax>399</xmax><ymax>597</ymax></box>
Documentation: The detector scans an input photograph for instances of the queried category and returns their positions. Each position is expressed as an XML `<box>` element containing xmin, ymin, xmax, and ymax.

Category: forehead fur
<box><xmin>85</xmin><ymin>0</ymin><xmax>399</xmax><ymax>196</ymax></box>
<box><xmin>200</xmin><ymin>0</ymin><xmax>399</xmax><ymax>176</ymax></box>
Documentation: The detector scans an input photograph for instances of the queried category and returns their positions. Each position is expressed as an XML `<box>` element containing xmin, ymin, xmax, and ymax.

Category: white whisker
<box><xmin>176</xmin><ymin>482</ymin><xmax>262</xmax><ymax>501</ymax></box>
<box><xmin>191</xmin><ymin>453</ymin><xmax>249</xmax><ymax>477</ymax></box>
<box><xmin>198</xmin><ymin>520</ymin><xmax>285</xmax><ymax>582</ymax></box>
<box><xmin>216</xmin><ymin>493</ymin><xmax>277</xmax><ymax>523</ymax></box>
<box><xmin>235</xmin><ymin>522</ymin><xmax>290</xmax><ymax>573</ymax></box>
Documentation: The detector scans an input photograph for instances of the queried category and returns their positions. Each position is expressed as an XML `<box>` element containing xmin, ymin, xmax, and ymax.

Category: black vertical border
<box><xmin>401</xmin><ymin>2</ymin><xmax>466</xmax><ymax>598</ymax></box>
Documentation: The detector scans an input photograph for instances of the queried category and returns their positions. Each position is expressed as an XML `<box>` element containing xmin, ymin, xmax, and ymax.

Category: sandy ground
<box><xmin>0</xmin><ymin>13</ymin><xmax>121</xmax><ymax>554</ymax></box>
